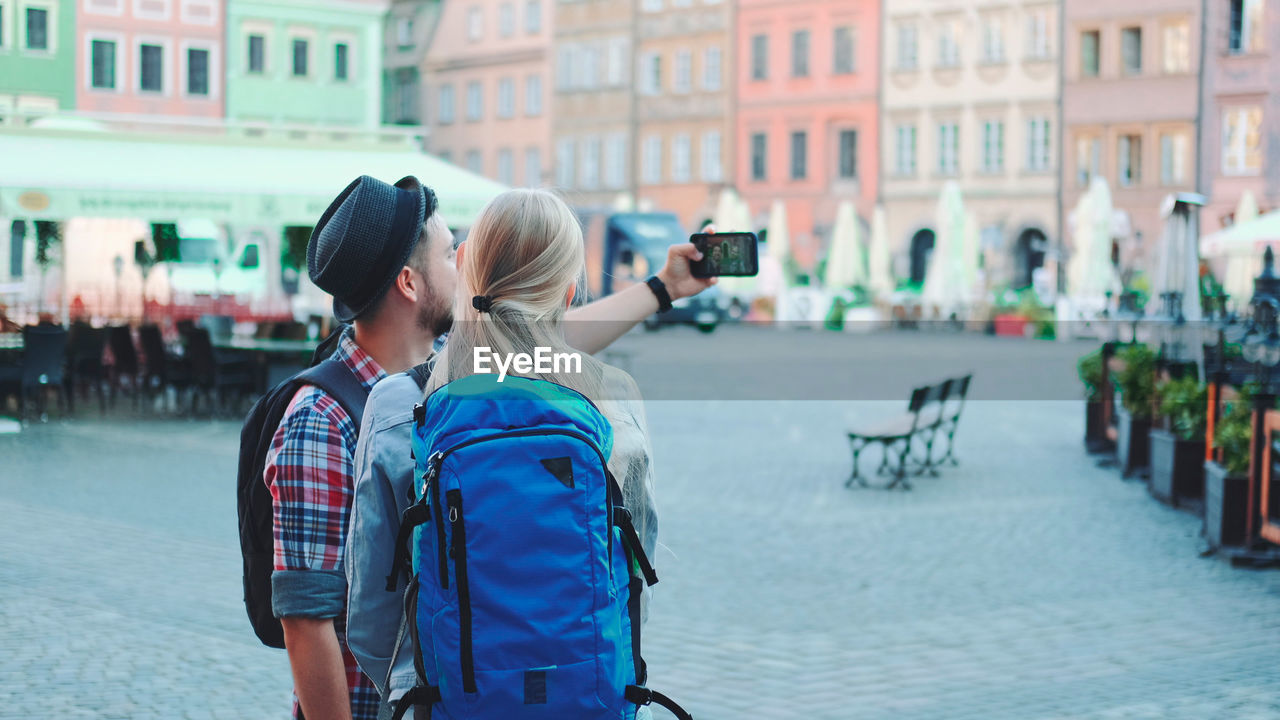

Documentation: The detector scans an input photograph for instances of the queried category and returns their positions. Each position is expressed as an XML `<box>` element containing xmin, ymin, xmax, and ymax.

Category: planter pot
<box><xmin>1116</xmin><ymin>407</ymin><xmax>1150</xmax><ymax>478</ymax></box>
<box><xmin>1204</xmin><ymin>460</ymin><xmax>1249</xmax><ymax>549</ymax></box>
<box><xmin>1149</xmin><ymin>429</ymin><xmax>1205</xmax><ymax>506</ymax></box>
<box><xmin>1085</xmin><ymin>400</ymin><xmax>1113</xmax><ymax>453</ymax></box>
<box><xmin>993</xmin><ymin>314</ymin><xmax>1029</xmax><ymax>337</ymax></box>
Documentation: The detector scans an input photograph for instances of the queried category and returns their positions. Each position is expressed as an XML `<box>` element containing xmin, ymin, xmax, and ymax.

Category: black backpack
<box><xmin>237</xmin><ymin>334</ymin><xmax>371</xmax><ymax>648</ymax></box>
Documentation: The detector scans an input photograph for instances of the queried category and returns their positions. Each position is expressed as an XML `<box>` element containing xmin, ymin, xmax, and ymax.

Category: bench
<box><xmin>845</xmin><ymin>373</ymin><xmax>973</xmax><ymax>490</ymax></box>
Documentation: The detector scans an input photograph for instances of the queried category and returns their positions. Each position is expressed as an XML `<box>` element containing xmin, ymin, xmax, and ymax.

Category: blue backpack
<box><xmin>389</xmin><ymin>374</ymin><xmax>691</xmax><ymax>720</ymax></box>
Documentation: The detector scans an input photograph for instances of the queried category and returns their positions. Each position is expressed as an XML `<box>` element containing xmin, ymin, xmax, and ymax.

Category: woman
<box><xmin>423</xmin><ymin>187</ymin><xmax>659</xmax><ymax>603</ymax></box>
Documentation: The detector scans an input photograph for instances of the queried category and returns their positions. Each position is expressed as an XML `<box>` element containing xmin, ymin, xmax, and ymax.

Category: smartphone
<box><xmin>689</xmin><ymin>232</ymin><xmax>760</xmax><ymax>278</ymax></box>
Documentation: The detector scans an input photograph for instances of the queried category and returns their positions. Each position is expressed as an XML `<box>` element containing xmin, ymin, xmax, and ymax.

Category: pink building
<box><xmin>76</xmin><ymin>0</ymin><xmax>224</xmax><ymax>119</ymax></box>
<box><xmin>424</xmin><ymin>0</ymin><xmax>551</xmax><ymax>188</ymax></box>
<box><xmin>736</xmin><ymin>0</ymin><xmax>879</xmax><ymax>269</ymax></box>
<box><xmin>1199</xmin><ymin>0</ymin><xmax>1279</xmax><ymax>233</ymax></box>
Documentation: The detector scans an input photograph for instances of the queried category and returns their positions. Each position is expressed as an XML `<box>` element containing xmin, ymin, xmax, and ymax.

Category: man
<box><xmin>267</xmin><ymin>175</ymin><xmax>713</xmax><ymax>720</ymax></box>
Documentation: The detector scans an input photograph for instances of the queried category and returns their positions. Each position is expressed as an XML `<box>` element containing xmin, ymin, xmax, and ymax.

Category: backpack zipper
<box><xmin>446</xmin><ymin>488</ymin><xmax>476</xmax><ymax>693</ymax></box>
<box><xmin>427</xmin><ymin>452</ymin><xmax>448</xmax><ymax>591</ymax></box>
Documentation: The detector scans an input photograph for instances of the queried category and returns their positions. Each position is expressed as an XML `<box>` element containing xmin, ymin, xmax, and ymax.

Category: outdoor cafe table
<box><xmin>213</xmin><ymin>337</ymin><xmax>317</xmax><ymax>393</ymax></box>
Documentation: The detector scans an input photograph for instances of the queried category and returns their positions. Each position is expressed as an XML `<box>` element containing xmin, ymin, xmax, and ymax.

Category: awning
<box><xmin>1200</xmin><ymin>208</ymin><xmax>1280</xmax><ymax>257</ymax></box>
<box><xmin>0</xmin><ymin>128</ymin><xmax>507</xmax><ymax>227</ymax></box>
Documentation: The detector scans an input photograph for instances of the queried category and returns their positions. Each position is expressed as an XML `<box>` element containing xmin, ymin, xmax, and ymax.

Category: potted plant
<box><xmin>1149</xmin><ymin>375</ymin><xmax>1207</xmax><ymax>506</ymax></box>
<box><xmin>1114</xmin><ymin>344</ymin><xmax>1156</xmax><ymax>477</ymax></box>
<box><xmin>1205</xmin><ymin>385</ymin><xmax>1255</xmax><ymax>550</ymax></box>
<box><xmin>1079</xmin><ymin>348</ymin><xmax>1110</xmax><ymax>452</ymax></box>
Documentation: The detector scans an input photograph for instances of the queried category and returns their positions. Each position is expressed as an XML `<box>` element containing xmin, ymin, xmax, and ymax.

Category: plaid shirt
<box><xmin>264</xmin><ymin>328</ymin><xmax>386</xmax><ymax>720</ymax></box>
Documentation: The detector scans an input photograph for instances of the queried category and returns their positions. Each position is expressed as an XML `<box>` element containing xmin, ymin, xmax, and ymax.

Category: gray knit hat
<box><xmin>307</xmin><ymin>175</ymin><xmax>437</xmax><ymax>322</ymax></box>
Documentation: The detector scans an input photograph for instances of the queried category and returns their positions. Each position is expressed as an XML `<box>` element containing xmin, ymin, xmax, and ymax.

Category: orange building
<box><xmin>735</xmin><ymin>0</ymin><xmax>879</xmax><ymax>269</ymax></box>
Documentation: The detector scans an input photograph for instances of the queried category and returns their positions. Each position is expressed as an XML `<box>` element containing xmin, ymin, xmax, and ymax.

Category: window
<box><xmin>640</xmin><ymin>52</ymin><xmax>661</xmax><ymax>95</ymax></box>
<box><xmin>896</xmin><ymin>22</ymin><xmax>918</xmax><ymax>70</ymax></box>
<box><xmin>792</xmin><ymin>30</ymin><xmax>810</xmax><ymax>77</ymax></box>
<box><xmin>525</xmin><ymin>147</ymin><xmax>542</xmax><ymax>187</ymax></box>
<box><xmin>750</xmin><ymin>132</ymin><xmax>767</xmax><ymax>180</ymax></box>
<box><xmin>671</xmin><ymin>134</ymin><xmax>691</xmax><ymax>182</ymax></box>
<box><xmin>790</xmin><ymin>131</ymin><xmax>807</xmax><ymax>180</ymax></box>
<box><xmin>703</xmin><ymin>46</ymin><xmax>722</xmax><ymax>90</ymax></box>
<box><xmin>25</xmin><ymin>7</ymin><xmax>47</xmax><ymax>50</ymax></box>
<box><xmin>938</xmin><ymin>18</ymin><xmax>961</xmax><ymax>67</ymax></box>
<box><xmin>674</xmin><ymin>50</ymin><xmax>691</xmax><ymax>92</ymax></box>
<box><xmin>334</xmin><ymin>43</ymin><xmax>349</xmax><ymax>81</ymax></box>
<box><xmin>496</xmin><ymin>148</ymin><xmax>514</xmax><ymax>185</ymax></box>
<box><xmin>438</xmin><ymin>84</ymin><xmax>455</xmax><ymax>123</ymax></box>
<box><xmin>467</xmin><ymin>6</ymin><xmax>482</xmax><ymax>41</ymax></box>
<box><xmin>938</xmin><ymin>122</ymin><xmax>959</xmax><ymax>175</ymax></box>
<box><xmin>1027</xmin><ymin>9</ymin><xmax>1050</xmax><ymax>59</ymax></box>
<box><xmin>499</xmin><ymin>3</ymin><xmax>514</xmax><ymax>37</ymax></box>
<box><xmin>466</xmin><ymin>81</ymin><xmax>482</xmax><ymax>121</ymax></box>
<box><xmin>524</xmin><ymin>74</ymin><xmax>542</xmax><ymax>116</ymax></box>
<box><xmin>493</xmin><ymin>78</ymin><xmax>513</xmax><ymax>119</ymax></box>
<box><xmin>895</xmin><ymin>124</ymin><xmax>917</xmax><ymax>175</ymax></box>
<box><xmin>641</xmin><ymin>0</ymin><xmax>661</xmax><ymax>10</ymax></box>
<box><xmin>556</xmin><ymin>45</ymin><xmax>573</xmax><ymax>89</ymax></box>
<box><xmin>396</xmin><ymin>17</ymin><xmax>413</xmax><ymax>49</ymax></box>
<box><xmin>392</xmin><ymin>68</ymin><xmax>418</xmax><ymax>124</ymax></box>
<box><xmin>751</xmin><ymin>34</ymin><xmax>767</xmax><ymax>80</ymax></box>
<box><xmin>1229</xmin><ymin>0</ymin><xmax>1265</xmax><ymax>54</ymax></box>
<box><xmin>1026</xmin><ymin>117</ymin><xmax>1051</xmax><ymax>171</ymax></box>
<box><xmin>576</xmin><ymin>44</ymin><xmax>596</xmax><ymax>88</ymax></box>
<box><xmin>465</xmin><ymin>150</ymin><xmax>482</xmax><ymax>174</ymax></box>
<box><xmin>607</xmin><ymin>37</ymin><xmax>628</xmax><ymax>86</ymax></box>
<box><xmin>140</xmin><ymin>43</ymin><xmax>163</xmax><ymax>92</ymax></box>
<box><xmin>187</xmin><ymin>47</ymin><xmax>209</xmax><ymax>96</ymax></box>
<box><xmin>605</xmin><ymin>133</ymin><xmax>626</xmax><ymax>189</ymax></box>
<box><xmin>1162</xmin><ymin>20</ymin><xmax>1190</xmax><ymax>73</ymax></box>
<box><xmin>91</xmin><ymin>39</ymin><xmax>116</xmax><ymax>89</ymax></box>
<box><xmin>838</xmin><ymin>130</ymin><xmax>857</xmax><ymax>179</ymax></box>
<box><xmin>1160</xmin><ymin>132</ymin><xmax>1188</xmax><ymax>185</ymax></box>
<box><xmin>981</xmin><ymin>121</ymin><xmax>1004</xmax><ymax>173</ymax></box>
<box><xmin>247</xmin><ymin>34</ymin><xmax>265</xmax><ymax>74</ymax></box>
<box><xmin>1121</xmin><ymin>27</ymin><xmax>1142</xmax><ymax>75</ymax></box>
<box><xmin>1076</xmin><ymin>135</ymin><xmax>1100</xmax><ymax>186</ymax></box>
<box><xmin>1118</xmin><ymin>134</ymin><xmax>1141</xmax><ymax>186</ymax></box>
<box><xmin>643</xmin><ymin>135</ymin><xmax>662</xmax><ymax>184</ymax></box>
<box><xmin>526</xmin><ymin>0</ymin><xmax>541</xmax><ymax>34</ymax></box>
<box><xmin>833</xmin><ymin>26</ymin><xmax>855</xmax><ymax>74</ymax></box>
<box><xmin>1222</xmin><ymin>106</ymin><xmax>1263</xmax><ymax>175</ymax></box>
<box><xmin>556</xmin><ymin>138</ymin><xmax>575</xmax><ymax>186</ymax></box>
<box><xmin>1080</xmin><ymin>30</ymin><xmax>1100</xmax><ymax>77</ymax></box>
<box><xmin>292</xmin><ymin>38</ymin><xmax>308</xmax><ymax>77</ymax></box>
<box><xmin>982</xmin><ymin>17</ymin><xmax>1004</xmax><ymax>63</ymax></box>
<box><xmin>701</xmin><ymin>130</ymin><xmax>722</xmax><ymax>182</ymax></box>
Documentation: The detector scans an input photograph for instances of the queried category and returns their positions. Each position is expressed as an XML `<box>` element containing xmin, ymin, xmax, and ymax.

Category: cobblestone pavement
<box><xmin>3</xmin><ymin>329</ymin><xmax>1279</xmax><ymax>719</ymax></box>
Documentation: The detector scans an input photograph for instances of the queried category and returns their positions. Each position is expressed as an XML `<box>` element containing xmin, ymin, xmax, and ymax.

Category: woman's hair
<box><xmin>424</xmin><ymin>189</ymin><xmax>615</xmax><ymax>411</ymax></box>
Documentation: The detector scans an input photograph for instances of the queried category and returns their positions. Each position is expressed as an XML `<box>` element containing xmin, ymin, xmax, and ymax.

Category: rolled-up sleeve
<box><xmin>264</xmin><ymin>387</ymin><xmax>358</xmax><ymax>619</ymax></box>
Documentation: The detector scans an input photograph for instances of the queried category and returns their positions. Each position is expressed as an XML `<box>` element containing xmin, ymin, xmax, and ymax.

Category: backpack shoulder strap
<box><xmin>296</xmin><ymin>359</ymin><xmax>370</xmax><ymax>429</ymax></box>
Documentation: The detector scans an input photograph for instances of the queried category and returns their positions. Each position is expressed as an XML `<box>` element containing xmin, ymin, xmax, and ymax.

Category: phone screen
<box><xmin>690</xmin><ymin>232</ymin><xmax>759</xmax><ymax>278</ymax></box>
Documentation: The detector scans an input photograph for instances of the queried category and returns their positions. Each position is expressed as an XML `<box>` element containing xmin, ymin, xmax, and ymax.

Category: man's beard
<box><xmin>417</xmin><ymin>295</ymin><xmax>453</xmax><ymax>338</ymax></box>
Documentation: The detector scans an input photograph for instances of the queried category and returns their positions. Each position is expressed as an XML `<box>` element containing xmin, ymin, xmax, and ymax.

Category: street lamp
<box><xmin>112</xmin><ymin>254</ymin><xmax>124</xmax><ymax>320</ymax></box>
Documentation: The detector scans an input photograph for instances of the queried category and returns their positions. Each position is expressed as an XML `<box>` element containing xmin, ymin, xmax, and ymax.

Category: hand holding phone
<box><xmin>689</xmin><ymin>232</ymin><xmax>759</xmax><ymax>278</ymax></box>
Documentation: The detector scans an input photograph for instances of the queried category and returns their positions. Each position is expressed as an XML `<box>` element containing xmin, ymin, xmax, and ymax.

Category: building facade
<box><xmin>882</xmin><ymin>0</ymin><xmax>1059</xmax><ymax>290</ymax></box>
<box><xmin>74</xmin><ymin>0</ymin><xmax>224</xmax><ymax>120</ymax></box>
<box><xmin>0</xmin><ymin>0</ymin><xmax>77</xmax><ymax>117</ymax></box>
<box><xmin>551</xmin><ymin>0</ymin><xmax>632</xmax><ymax>207</ymax></box>
<box><xmin>1062</xmin><ymin>0</ymin><xmax>1200</xmax><ymax>274</ymax></box>
<box><xmin>424</xmin><ymin>0</ymin><xmax>550</xmax><ymax>186</ymax></box>
<box><xmin>382</xmin><ymin>0</ymin><xmax>440</xmax><ymax>127</ymax></box>
<box><xmin>737</xmin><ymin>0</ymin><xmax>879</xmax><ymax>270</ymax></box>
<box><xmin>1199</xmin><ymin>0</ymin><xmax>1277</xmax><ymax>233</ymax></box>
<box><xmin>225</xmin><ymin>0</ymin><xmax>383</xmax><ymax>129</ymax></box>
<box><xmin>634</xmin><ymin>0</ymin><xmax>733</xmax><ymax>228</ymax></box>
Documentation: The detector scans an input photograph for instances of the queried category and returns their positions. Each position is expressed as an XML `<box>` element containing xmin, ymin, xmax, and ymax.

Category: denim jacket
<box><xmin>345</xmin><ymin>369</ymin><xmax>659</xmax><ymax>715</ymax></box>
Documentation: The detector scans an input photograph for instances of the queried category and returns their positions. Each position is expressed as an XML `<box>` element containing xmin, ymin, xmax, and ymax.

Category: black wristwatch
<box><xmin>645</xmin><ymin>275</ymin><xmax>674</xmax><ymax>313</ymax></box>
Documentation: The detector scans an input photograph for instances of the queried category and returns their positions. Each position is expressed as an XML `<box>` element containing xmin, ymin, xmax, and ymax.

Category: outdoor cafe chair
<box><xmin>107</xmin><ymin>326</ymin><xmax>142</xmax><ymax>410</ymax></box>
<box><xmin>138</xmin><ymin>324</ymin><xmax>171</xmax><ymax>403</ymax></box>
<box><xmin>64</xmin><ymin>322</ymin><xmax>107</xmax><ymax>414</ymax></box>
<box><xmin>14</xmin><ymin>324</ymin><xmax>70</xmax><ymax>421</ymax></box>
<box><xmin>183</xmin><ymin>326</ymin><xmax>256</xmax><ymax>416</ymax></box>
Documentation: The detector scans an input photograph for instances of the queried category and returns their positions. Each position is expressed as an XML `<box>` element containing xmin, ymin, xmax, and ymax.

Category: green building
<box><xmin>0</xmin><ymin>0</ymin><xmax>77</xmax><ymax>115</ymax></box>
<box><xmin>226</xmin><ymin>0</ymin><xmax>384</xmax><ymax>128</ymax></box>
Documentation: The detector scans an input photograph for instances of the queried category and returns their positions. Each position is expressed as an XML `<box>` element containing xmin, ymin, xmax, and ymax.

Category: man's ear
<box><xmin>394</xmin><ymin>265</ymin><xmax>419</xmax><ymax>303</ymax></box>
